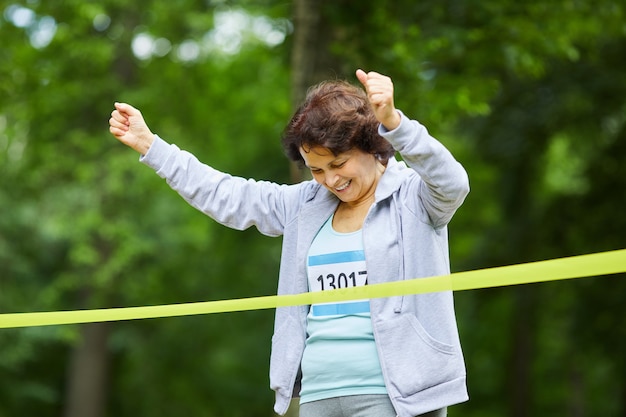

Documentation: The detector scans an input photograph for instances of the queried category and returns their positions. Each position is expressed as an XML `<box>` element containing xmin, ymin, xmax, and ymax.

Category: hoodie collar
<box><xmin>374</xmin><ymin>157</ymin><xmax>412</xmax><ymax>202</ymax></box>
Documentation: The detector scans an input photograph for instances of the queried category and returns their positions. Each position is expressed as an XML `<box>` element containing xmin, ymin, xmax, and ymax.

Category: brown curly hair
<box><xmin>281</xmin><ymin>80</ymin><xmax>395</xmax><ymax>165</ymax></box>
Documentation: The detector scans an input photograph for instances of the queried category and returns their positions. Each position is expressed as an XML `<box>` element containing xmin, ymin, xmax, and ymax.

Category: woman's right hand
<box><xmin>109</xmin><ymin>102</ymin><xmax>154</xmax><ymax>155</ymax></box>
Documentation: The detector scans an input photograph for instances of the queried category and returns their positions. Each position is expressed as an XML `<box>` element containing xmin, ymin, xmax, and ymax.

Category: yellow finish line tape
<box><xmin>1</xmin><ymin>249</ymin><xmax>625</xmax><ymax>329</ymax></box>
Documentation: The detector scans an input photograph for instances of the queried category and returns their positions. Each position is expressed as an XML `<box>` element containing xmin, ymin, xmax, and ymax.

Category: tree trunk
<box><xmin>64</xmin><ymin>321</ymin><xmax>110</xmax><ymax>417</ymax></box>
<box><xmin>507</xmin><ymin>286</ymin><xmax>535</xmax><ymax>417</ymax></box>
<box><xmin>288</xmin><ymin>0</ymin><xmax>320</xmax><ymax>184</ymax></box>
<box><xmin>567</xmin><ymin>365</ymin><xmax>585</xmax><ymax>417</ymax></box>
<box><xmin>288</xmin><ymin>0</ymin><xmax>340</xmax><ymax>184</ymax></box>
<box><xmin>290</xmin><ymin>0</ymin><xmax>321</xmax><ymax>108</ymax></box>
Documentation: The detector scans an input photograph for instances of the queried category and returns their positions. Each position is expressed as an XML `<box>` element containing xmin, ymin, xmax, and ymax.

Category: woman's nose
<box><xmin>325</xmin><ymin>171</ymin><xmax>339</xmax><ymax>187</ymax></box>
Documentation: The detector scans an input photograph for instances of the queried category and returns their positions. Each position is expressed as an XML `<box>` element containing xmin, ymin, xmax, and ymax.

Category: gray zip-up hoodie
<box><xmin>140</xmin><ymin>111</ymin><xmax>470</xmax><ymax>417</ymax></box>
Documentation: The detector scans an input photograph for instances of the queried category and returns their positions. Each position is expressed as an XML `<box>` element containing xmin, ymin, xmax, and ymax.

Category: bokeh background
<box><xmin>1</xmin><ymin>1</ymin><xmax>625</xmax><ymax>416</ymax></box>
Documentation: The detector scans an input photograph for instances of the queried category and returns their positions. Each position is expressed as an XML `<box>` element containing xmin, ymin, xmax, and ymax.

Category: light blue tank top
<box><xmin>299</xmin><ymin>215</ymin><xmax>387</xmax><ymax>404</ymax></box>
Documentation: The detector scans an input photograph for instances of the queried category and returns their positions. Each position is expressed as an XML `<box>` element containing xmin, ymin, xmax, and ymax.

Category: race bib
<box><xmin>308</xmin><ymin>250</ymin><xmax>369</xmax><ymax>316</ymax></box>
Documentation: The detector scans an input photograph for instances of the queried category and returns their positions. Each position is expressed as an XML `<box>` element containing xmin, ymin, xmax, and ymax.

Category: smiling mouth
<box><xmin>335</xmin><ymin>180</ymin><xmax>351</xmax><ymax>191</ymax></box>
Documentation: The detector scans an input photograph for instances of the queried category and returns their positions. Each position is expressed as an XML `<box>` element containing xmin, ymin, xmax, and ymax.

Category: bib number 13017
<box><xmin>316</xmin><ymin>270</ymin><xmax>367</xmax><ymax>291</ymax></box>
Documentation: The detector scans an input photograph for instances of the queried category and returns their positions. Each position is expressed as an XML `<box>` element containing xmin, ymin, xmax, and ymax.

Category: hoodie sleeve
<box><xmin>139</xmin><ymin>135</ymin><xmax>299</xmax><ymax>237</ymax></box>
<box><xmin>379</xmin><ymin>111</ymin><xmax>470</xmax><ymax>228</ymax></box>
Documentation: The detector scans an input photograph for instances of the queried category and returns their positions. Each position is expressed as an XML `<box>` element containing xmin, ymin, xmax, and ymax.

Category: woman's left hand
<box><xmin>356</xmin><ymin>69</ymin><xmax>401</xmax><ymax>130</ymax></box>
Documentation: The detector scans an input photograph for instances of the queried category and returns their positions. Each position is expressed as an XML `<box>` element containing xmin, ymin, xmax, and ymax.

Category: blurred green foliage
<box><xmin>0</xmin><ymin>1</ymin><xmax>625</xmax><ymax>416</ymax></box>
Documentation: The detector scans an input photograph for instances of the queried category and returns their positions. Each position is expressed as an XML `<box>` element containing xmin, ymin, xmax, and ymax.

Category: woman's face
<box><xmin>299</xmin><ymin>146</ymin><xmax>384</xmax><ymax>206</ymax></box>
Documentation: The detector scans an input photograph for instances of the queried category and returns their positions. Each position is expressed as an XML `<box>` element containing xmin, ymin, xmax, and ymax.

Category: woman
<box><xmin>109</xmin><ymin>69</ymin><xmax>470</xmax><ymax>417</ymax></box>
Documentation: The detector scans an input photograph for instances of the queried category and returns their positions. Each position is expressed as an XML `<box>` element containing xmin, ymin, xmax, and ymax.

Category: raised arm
<box><xmin>356</xmin><ymin>70</ymin><xmax>469</xmax><ymax>227</ymax></box>
<box><xmin>107</xmin><ymin>102</ymin><xmax>300</xmax><ymax>237</ymax></box>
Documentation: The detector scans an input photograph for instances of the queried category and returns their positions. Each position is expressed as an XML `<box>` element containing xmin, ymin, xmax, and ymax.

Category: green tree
<box><xmin>1</xmin><ymin>1</ymin><xmax>290</xmax><ymax>416</ymax></box>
